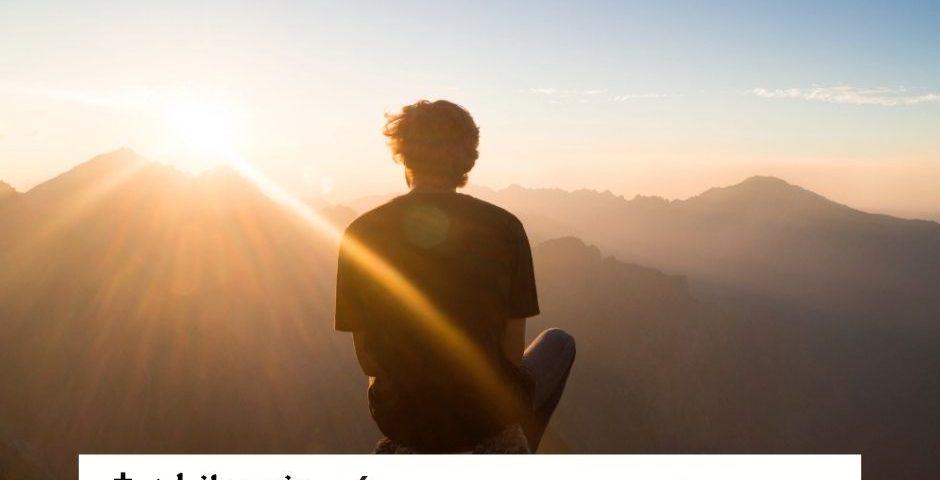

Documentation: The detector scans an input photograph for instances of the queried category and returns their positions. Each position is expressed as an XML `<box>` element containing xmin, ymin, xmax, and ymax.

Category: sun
<box><xmin>167</xmin><ymin>103</ymin><xmax>233</xmax><ymax>152</ymax></box>
<box><xmin>163</xmin><ymin>102</ymin><xmax>236</xmax><ymax>171</ymax></box>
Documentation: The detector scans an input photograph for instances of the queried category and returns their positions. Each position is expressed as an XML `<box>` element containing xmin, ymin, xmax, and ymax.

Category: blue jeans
<box><xmin>521</xmin><ymin>328</ymin><xmax>576</xmax><ymax>451</ymax></box>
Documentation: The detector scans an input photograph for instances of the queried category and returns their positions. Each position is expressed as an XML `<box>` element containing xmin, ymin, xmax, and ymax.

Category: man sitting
<box><xmin>335</xmin><ymin>100</ymin><xmax>576</xmax><ymax>453</ymax></box>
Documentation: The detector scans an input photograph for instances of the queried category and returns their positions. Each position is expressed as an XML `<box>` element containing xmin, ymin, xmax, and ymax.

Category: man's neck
<box><xmin>410</xmin><ymin>178</ymin><xmax>457</xmax><ymax>194</ymax></box>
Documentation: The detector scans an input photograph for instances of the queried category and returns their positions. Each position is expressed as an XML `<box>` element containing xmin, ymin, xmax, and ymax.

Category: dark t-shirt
<box><xmin>334</xmin><ymin>191</ymin><xmax>539</xmax><ymax>452</ymax></box>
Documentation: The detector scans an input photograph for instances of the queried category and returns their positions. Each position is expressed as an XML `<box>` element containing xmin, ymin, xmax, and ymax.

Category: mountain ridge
<box><xmin>25</xmin><ymin>151</ymin><xmax>936</xmax><ymax>225</ymax></box>
<box><xmin>343</xmin><ymin>176</ymin><xmax>938</xmax><ymax>227</ymax></box>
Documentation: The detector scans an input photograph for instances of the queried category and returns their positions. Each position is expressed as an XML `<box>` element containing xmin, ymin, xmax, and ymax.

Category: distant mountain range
<box><xmin>474</xmin><ymin>177</ymin><xmax>940</xmax><ymax>325</ymax></box>
<box><xmin>1</xmin><ymin>150</ymin><xmax>938</xmax><ymax>479</ymax></box>
<box><xmin>346</xmin><ymin>176</ymin><xmax>940</xmax><ymax>324</ymax></box>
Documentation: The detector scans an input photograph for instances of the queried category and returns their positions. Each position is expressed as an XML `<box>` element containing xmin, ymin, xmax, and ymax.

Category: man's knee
<box><xmin>541</xmin><ymin>327</ymin><xmax>574</xmax><ymax>344</ymax></box>
<box><xmin>540</xmin><ymin>328</ymin><xmax>576</xmax><ymax>361</ymax></box>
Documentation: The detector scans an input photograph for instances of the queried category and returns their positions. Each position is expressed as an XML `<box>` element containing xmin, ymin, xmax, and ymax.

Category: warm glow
<box><xmin>164</xmin><ymin>103</ymin><xmax>236</xmax><ymax>170</ymax></box>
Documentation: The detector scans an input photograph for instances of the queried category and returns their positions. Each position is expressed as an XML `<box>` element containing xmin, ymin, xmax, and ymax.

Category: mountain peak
<box><xmin>723</xmin><ymin>175</ymin><xmax>811</xmax><ymax>197</ymax></box>
<box><xmin>685</xmin><ymin>175</ymin><xmax>842</xmax><ymax>213</ymax></box>
<box><xmin>739</xmin><ymin>175</ymin><xmax>793</xmax><ymax>188</ymax></box>
<box><xmin>0</xmin><ymin>180</ymin><xmax>16</xmax><ymax>200</ymax></box>
<box><xmin>23</xmin><ymin>148</ymin><xmax>159</xmax><ymax>200</ymax></box>
<box><xmin>46</xmin><ymin>148</ymin><xmax>150</xmax><ymax>185</ymax></box>
<box><xmin>79</xmin><ymin>147</ymin><xmax>148</xmax><ymax>170</ymax></box>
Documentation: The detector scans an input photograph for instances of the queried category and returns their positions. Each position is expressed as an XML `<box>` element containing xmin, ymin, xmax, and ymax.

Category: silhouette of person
<box><xmin>335</xmin><ymin>100</ymin><xmax>575</xmax><ymax>453</ymax></box>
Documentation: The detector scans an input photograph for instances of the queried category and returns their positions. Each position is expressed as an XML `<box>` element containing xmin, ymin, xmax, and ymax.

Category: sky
<box><xmin>1</xmin><ymin>0</ymin><xmax>939</xmax><ymax>219</ymax></box>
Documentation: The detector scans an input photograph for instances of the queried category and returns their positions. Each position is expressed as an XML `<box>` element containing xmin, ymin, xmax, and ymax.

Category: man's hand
<box><xmin>353</xmin><ymin>331</ymin><xmax>383</xmax><ymax>376</ymax></box>
<box><xmin>501</xmin><ymin>318</ymin><xmax>527</xmax><ymax>365</ymax></box>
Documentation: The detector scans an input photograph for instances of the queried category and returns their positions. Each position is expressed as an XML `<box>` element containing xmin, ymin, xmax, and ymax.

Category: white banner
<box><xmin>79</xmin><ymin>454</ymin><xmax>861</xmax><ymax>480</ymax></box>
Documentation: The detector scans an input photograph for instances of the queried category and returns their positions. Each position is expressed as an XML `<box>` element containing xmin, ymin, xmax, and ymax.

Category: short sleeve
<box><xmin>334</xmin><ymin>225</ymin><xmax>367</xmax><ymax>332</ymax></box>
<box><xmin>507</xmin><ymin>217</ymin><xmax>540</xmax><ymax>318</ymax></box>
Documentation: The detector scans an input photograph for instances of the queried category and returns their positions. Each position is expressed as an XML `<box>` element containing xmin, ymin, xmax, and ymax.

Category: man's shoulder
<box><xmin>456</xmin><ymin>193</ymin><xmax>520</xmax><ymax>222</ymax></box>
<box><xmin>345</xmin><ymin>195</ymin><xmax>407</xmax><ymax>232</ymax></box>
<box><xmin>345</xmin><ymin>192</ymin><xmax>523</xmax><ymax>235</ymax></box>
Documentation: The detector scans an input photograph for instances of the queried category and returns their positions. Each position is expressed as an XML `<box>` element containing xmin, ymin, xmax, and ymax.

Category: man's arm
<box><xmin>503</xmin><ymin>217</ymin><xmax>537</xmax><ymax>366</ymax></box>
<box><xmin>501</xmin><ymin>318</ymin><xmax>527</xmax><ymax>366</ymax></box>
<box><xmin>352</xmin><ymin>330</ymin><xmax>382</xmax><ymax>377</ymax></box>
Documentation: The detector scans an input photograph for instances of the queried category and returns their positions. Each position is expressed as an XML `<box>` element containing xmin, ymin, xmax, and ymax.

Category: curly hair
<box><xmin>383</xmin><ymin>100</ymin><xmax>480</xmax><ymax>188</ymax></box>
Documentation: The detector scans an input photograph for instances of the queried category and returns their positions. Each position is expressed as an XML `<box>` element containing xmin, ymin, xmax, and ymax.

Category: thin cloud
<box><xmin>526</xmin><ymin>88</ymin><xmax>677</xmax><ymax>103</ymax></box>
<box><xmin>611</xmin><ymin>93</ymin><xmax>678</xmax><ymax>102</ymax></box>
<box><xmin>0</xmin><ymin>81</ymin><xmax>163</xmax><ymax>111</ymax></box>
<box><xmin>749</xmin><ymin>85</ymin><xmax>940</xmax><ymax>106</ymax></box>
<box><xmin>0</xmin><ymin>81</ymin><xmax>235</xmax><ymax>115</ymax></box>
<box><xmin>527</xmin><ymin>88</ymin><xmax>605</xmax><ymax>97</ymax></box>
<box><xmin>528</xmin><ymin>87</ymin><xmax>560</xmax><ymax>95</ymax></box>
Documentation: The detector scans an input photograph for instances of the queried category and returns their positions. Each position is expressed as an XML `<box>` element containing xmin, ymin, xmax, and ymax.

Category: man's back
<box><xmin>335</xmin><ymin>191</ymin><xmax>539</xmax><ymax>452</ymax></box>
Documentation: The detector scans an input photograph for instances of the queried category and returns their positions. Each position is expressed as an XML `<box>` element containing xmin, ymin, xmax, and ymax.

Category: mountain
<box><xmin>2</xmin><ymin>153</ymin><xmax>939</xmax><ymax>479</ymax></box>
<box><xmin>0</xmin><ymin>151</ymin><xmax>375</xmax><ymax>479</ymax></box>
<box><xmin>455</xmin><ymin>177</ymin><xmax>940</xmax><ymax>326</ymax></box>
<box><xmin>534</xmin><ymin>238</ymin><xmax>939</xmax><ymax>480</ymax></box>
<box><xmin>683</xmin><ymin>175</ymin><xmax>844</xmax><ymax>214</ymax></box>
<box><xmin>0</xmin><ymin>181</ymin><xmax>16</xmax><ymax>202</ymax></box>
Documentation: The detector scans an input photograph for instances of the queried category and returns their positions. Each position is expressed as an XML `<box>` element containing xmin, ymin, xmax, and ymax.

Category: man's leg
<box><xmin>521</xmin><ymin>328</ymin><xmax>576</xmax><ymax>451</ymax></box>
